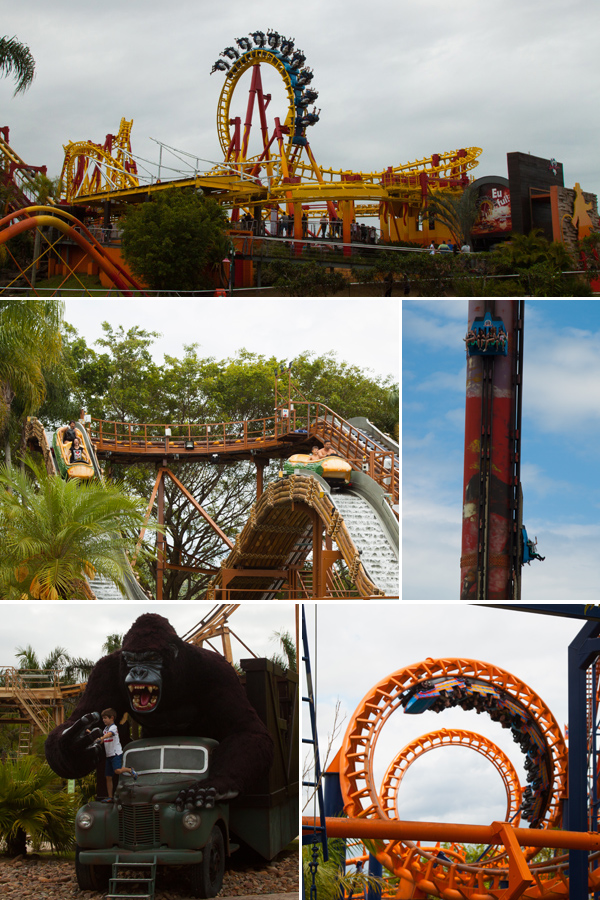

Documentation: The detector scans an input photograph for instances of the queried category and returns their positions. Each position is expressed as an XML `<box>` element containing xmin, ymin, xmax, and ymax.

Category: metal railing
<box><xmin>88</xmin><ymin>401</ymin><xmax>398</xmax><ymax>503</ymax></box>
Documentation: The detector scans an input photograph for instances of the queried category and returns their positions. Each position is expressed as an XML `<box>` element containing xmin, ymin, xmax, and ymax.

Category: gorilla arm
<box><xmin>176</xmin><ymin>650</ymin><xmax>274</xmax><ymax>810</ymax></box>
<box><xmin>45</xmin><ymin>653</ymin><xmax>124</xmax><ymax>779</ymax></box>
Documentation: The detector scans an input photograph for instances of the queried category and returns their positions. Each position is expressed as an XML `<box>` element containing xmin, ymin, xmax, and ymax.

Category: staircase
<box><xmin>4</xmin><ymin>669</ymin><xmax>56</xmax><ymax>734</ymax></box>
<box><xmin>106</xmin><ymin>857</ymin><xmax>157</xmax><ymax>899</ymax></box>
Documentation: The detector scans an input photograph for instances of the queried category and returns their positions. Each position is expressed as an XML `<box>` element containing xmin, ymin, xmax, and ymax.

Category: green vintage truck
<box><xmin>74</xmin><ymin>659</ymin><xmax>298</xmax><ymax>898</ymax></box>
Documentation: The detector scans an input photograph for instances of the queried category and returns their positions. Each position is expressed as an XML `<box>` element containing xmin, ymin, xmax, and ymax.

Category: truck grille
<box><xmin>118</xmin><ymin>804</ymin><xmax>160</xmax><ymax>848</ymax></box>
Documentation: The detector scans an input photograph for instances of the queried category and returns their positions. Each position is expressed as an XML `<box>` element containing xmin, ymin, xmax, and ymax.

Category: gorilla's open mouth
<box><xmin>128</xmin><ymin>683</ymin><xmax>160</xmax><ymax>712</ymax></box>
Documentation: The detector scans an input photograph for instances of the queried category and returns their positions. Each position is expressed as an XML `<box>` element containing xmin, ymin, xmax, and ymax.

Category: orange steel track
<box><xmin>87</xmin><ymin>400</ymin><xmax>398</xmax><ymax>506</ymax></box>
<box><xmin>380</xmin><ymin>729</ymin><xmax>523</xmax><ymax>830</ymax></box>
<box><xmin>337</xmin><ymin>657</ymin><xmax>577</xmax><ymax>899</ymax></box>
<box><xmin>0</xmin><ymin>206</ymin><xmax>145</xmax><ymax>295</ymax></box>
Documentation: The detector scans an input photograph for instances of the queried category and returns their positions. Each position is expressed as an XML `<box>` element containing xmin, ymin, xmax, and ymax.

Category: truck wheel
<box><xmin>189</xmin><ymin>825</ymin><xmax>225</xmax><ymax>898</ymax></box>
<box><xmin>75</xmin><ymin>845</ymin><xmax>110</xmax><ymax>891</ymax></box>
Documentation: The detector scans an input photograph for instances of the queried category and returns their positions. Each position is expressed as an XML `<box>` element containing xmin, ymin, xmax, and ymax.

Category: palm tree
<box><xmin>270</xmin><ymin>629</ymin><xmax>297</xmax><ymax>672</ymax></box>
<box><xmin>0</xmin><ymin>756</ymin><xmax>75</xmax><ymax>856</ymax></box>
<box><xmin>490</xmin><ymin>229</ymin><xmax>575</xmax><ymax>295</ymax></box>
<box><xmin>0</xmin><ymin>36</ymin><xmax>35</xmax><ymax>95</ymax></box>
<box><xmin>102</xmin><ymin>634</ymin><xmax>123</xmax><ymax>654</ymax></box>
<box><xmin>0</xmin><ymin>456</ymin><xmax>154</xmax><ymax>601</ymax></box>
<box><xmin>0</xmin><ymin>300</ymin><xmax>64</xmax><ymax>467</ymax></box>
<box><xmin>428</xmin><ymin>184</ymin><xmax>481</xmax><ymax>247</ymax></box>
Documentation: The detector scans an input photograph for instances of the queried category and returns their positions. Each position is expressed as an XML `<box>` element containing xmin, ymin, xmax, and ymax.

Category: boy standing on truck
<box><xmin>91</xmin><ymin>708</ymin><xmax>137</xmax><ymax>800</ymax></box>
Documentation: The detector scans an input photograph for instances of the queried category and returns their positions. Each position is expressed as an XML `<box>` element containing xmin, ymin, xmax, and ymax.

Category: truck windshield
<box><xmin>123</xmin><ymin>744</ymin><xmax>209</xmax><ymax>775</ymax></box>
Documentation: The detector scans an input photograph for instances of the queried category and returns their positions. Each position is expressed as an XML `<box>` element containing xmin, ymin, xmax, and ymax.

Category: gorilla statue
<box><xmin>45</xmin><ymin>614</ymin><xmax>273</xmax><ymax>810</ymax></box>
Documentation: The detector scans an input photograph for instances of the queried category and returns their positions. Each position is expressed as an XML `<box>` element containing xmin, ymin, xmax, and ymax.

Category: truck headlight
<box><xmin>182</xmin><ymin>811</ymin><xmax>202</xmax><ymax>831</ymax></box>
<box><xmin>77</xmin><ymin>811</ymin><xmax>94</xmax><ymax>830</ymax></box>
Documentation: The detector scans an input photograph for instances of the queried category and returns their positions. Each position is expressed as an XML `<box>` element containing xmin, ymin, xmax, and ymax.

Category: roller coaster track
<box><xmin>206</xmin><ymin>469</ymin><xmax>398</xmax><ymax>599</ymax></box>
<box><xmin>338</xmin><ymin>657</ymin><xmax>579</xmax><ymax>899</ymax></box>
<box><xmin>0</xmin><ymin>126</ymin><xmax>48</xmax><ymax>212</ymax></box>
<box><xmin>0</xmin><ymin>206</ymin><xmax>145</xmax><ymax>295</ymax></box>
<box><xmin>25</xmin><ymin>417</ymin><xmax>149</xmax><ymax>602</ymax></box>
<box><xmin>380</xmin><ymin>728</ymin><xmax>524</xmax><ymax>831</ymax></box>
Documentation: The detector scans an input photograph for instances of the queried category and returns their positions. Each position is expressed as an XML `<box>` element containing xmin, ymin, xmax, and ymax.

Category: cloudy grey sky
<box><xmin>63</xmin><ymin>298</ymin><xmax>399</xmax><ymax>382</ymax></box>
<box><xmin>305</xmin><ymin>603</ymin><xmax>584</xmax><ymax>827</ymax></box>
<box><xmin>0</xmin><ymin>601</ymin><xmax>296</xmax><ymax>671</ymax></box>
<box><xmin>3</xmin><ymin>1</ymin><xmax>599</xmax><ymax>199</ymax></box>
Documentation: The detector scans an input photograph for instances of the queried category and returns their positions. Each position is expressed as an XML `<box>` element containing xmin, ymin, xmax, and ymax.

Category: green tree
<box><xmin>102</xmin><ymin>634</ymin><xmax>123</xmax><ymax>654</ymax></box>
<box><xmin>120</xmin><ymin>188</ymin><xmax>229</xmax><ymax>293</ymax></box>
<box><xmin>270</xmin><ymin>629</ymin><xmax>297</xmax><ymax>672</ymax></box>
<box><xmin>263</xmin><ymin>259</ymin><xmax>347</xmax><ymax>296</ymax></box>
<box><xmin>0</xmin><ymin>756</ymin><xmax>75</xmax><ymax>856</ymax></box>
<box><xmin>489</xmin><ymin>229</ymin><xmax>583</xmax><ymax>295</ymax></box>
<box><xmin>0</xmin><ymin>300</ymin><xmax>64</xmax><ymax>466</ymax></box>
<box><xmin>427</xmin><ymin>184</ymin><xmax>481</xmax><ymax>247</ymax></box>
<box><xmin>0</xmin><ymin>456</ymin><xmax>154</xmax><ymax>601</ymax></box>
<box><xmin>0</xmin><ymin>36</ymin><xmax>35</xmax><ymax>95</ymax></box>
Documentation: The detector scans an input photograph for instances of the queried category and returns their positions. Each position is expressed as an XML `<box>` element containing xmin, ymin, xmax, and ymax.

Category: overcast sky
<box><xmin>305</xmin><ymin>603</ymin><xmax>585</xmax><ymax>828</ymax></box>
<box><xmin>403</xmin><ymin>299</ymin><xmax>600</xmax><ymax>600</ymax></box>
<box><xmin>0</xmin><ymin>601</ymin><xmax>296</xmax><ymax>670</ymax></box>
<box><xmin>63</xmin><ymin>298</ymin><xmax>399</xmax><ymax>382</ymax></box>
<box><xmin>2</xmin><ymin>1</ymin><xmax>599</xmax><ymax>200</ymax></box>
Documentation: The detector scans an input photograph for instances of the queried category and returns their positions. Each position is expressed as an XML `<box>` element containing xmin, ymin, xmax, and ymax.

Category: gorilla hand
<box><xmin>175</xmin><ymin>783</ymin><xmax>239</xmax><ymax>811</ymax></box>
<box><xmin>60</xmin><ymin>712</ymin><xmax>104</xmax><ymax>762</ymax></box>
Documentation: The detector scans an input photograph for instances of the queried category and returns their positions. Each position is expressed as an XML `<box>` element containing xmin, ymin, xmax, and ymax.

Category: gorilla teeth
<box><xmin>128</xmin><ymin>683</ymin><xmax>159</xmax><ymax>711</ymax></box>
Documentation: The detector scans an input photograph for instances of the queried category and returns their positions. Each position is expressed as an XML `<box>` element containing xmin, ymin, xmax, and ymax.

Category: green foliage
<box><xmin>488</xmin><ymin>229</ymin><xmax>586</xmax><ymax>295</ymax></box>
<box><xmin>0</xmin><ymin>36</ymin><xmax>35</xmax><ymax>95</ymax></box>
<box><xmin>0</xmin><ymin>456</ymin><xmax>155</xmax><ymax>600</ymax></box>
<box><xmin>120</xmin><ymin>188</ymin><xmax>229</xmax><ymax>293</ymax></box>
<box><xmin>270</xmin><ymin>629</ymin><xmax>297</xmax><ymax>672</ymax></box>
<box><xmin>263</xmin><ymin>259</ymin><xmax>347</xmax><ymax>296</ymax></box>
<box><xmin>302</xmin><ymin>838</ymin><xmax>388</xmax><ymax>900</ymax></box>
<box><xmin>0</xmin><ymin>300</ymin><xmax>64</xmax><ymax>446</ymax></box>
<box><xmin>427</xmin><ymin>184</ymin><xmax>481</xmax><ymax>247</ymax></box>
<box><xmin>0</xmin><ymin>756</ymin><xmax>75</xmax><ymax>856</ymax></box>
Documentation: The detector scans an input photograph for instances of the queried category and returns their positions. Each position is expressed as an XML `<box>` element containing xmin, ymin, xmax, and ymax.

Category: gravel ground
<box><xmin>0</xmin><ymin>843</ymin><xmax>299</xmax><ymax>899</ymax></box>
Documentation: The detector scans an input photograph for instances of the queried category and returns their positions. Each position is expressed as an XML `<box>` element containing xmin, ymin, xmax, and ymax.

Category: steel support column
<box><xmin>567</xmin><ymin>622</ymin><xmax>600</xmax><ymax>898</ymax></box>
<box><xmin>461</xmin><ymin>300</ymin><xmax>520</xmax><ymax>600</ymax></box>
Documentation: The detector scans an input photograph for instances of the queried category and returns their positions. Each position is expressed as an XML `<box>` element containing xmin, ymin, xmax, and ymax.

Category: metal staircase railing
<box><xmin>4</xmin><ymin>668</ymin><xmax>57</xmax><ymax>734</ymax></box>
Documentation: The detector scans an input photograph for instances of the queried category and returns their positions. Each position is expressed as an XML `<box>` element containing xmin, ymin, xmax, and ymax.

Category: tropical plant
<box><xmin>489</xmin><ymin>229</ymin><xmax>582</xmax><ymax>295</ymax></box>
<box><xmin>102</xmin><ymin>634</ymin><xmax>123</xmax><ymax>654</ymax></box>
<box><xmin>0</xmin><ymin>299</ymin><xmax>64</xmax><ymax>466</ymax></box>
<box><xmin>0</xmin><ymin>755</ymin><xmax>75</xmax><ymax>856</ymax></box>
<box><xmin>427</xmin><ymin>184</ymin><xmax>481</xmax><ymax>247</ymax></box>
<box><xmin>270</xmin><ymin>629</ymin><xmax>297</xmax><ymax>672</ymax></box>
<box><xmin>0</xmin><ymin>456</ymin><xmax>155</xmax><ymax>601</ymax></box>
<box><xmin>302</xmin><ymin>837</ymin><xmax>388</xmax><ymax>900</ymax></box>
<box><xmin>0</xmin><ymin>36</ymin><xmax>35</xmax><ymax>95</ymax></box>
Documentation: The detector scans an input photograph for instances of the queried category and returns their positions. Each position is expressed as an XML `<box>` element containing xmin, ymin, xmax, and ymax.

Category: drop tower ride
<box><xmin>460</xmin><ymin>300</ymin><xmax>525</xmax><ymax>600</ymax></box>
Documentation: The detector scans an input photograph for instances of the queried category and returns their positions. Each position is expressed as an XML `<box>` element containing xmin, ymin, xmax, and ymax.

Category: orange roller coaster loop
<box><xmin>380</xmin><ymin>728</ymin><xmax>523</xmax><ymax>830</ymax></box>
<box><xmin>338</xmin><ymin>657</ymin><xmax>573</xmax><ymax>899</ymax></box>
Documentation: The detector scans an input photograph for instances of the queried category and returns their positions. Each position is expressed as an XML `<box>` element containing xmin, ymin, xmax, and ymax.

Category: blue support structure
<box><xmin>302</xmin><ymin>606</ymin><xmax>328</xmax><ymax>900</ymax></box>
<box><xmin>567</xmin><ymin>620</ymin><xmax>600</xmax><ymax>898</ymax></box>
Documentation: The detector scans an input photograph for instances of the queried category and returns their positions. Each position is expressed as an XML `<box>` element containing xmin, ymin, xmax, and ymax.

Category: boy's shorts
<box><xmin>105</xmin><ymin>754</ymin><xmax>123</xmax><ymax>775</ymax></box>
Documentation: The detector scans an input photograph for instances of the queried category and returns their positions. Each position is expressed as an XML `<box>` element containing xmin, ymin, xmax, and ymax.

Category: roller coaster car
<box><xmin>283</xmin><ymin>453</ymin><xmax>352</xmax><ymax>487</ymax></box>
<box><xmin>53</xmin><ymin>427</ymin><xmax>94</xmax><ymax>480</ymax></box>
<box><xmin>464</xmin><ymin>311</ymin><xmax>508</xmax><ymax>357</ymax></box>
<box><xmin>403</xmin><ymin>678</ymin><xmax>466</xmax><ymax>714</ymax></box>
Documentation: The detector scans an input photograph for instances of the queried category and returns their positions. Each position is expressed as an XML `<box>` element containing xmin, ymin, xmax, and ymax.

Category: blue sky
<box><xmin>403</xmin><ymin>299</ymin><xmax>600</xmax><ymax>600</ymax></box>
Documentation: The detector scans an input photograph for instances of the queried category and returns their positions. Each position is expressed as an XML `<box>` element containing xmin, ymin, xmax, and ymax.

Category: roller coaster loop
<box><xmin>380</xmin><ymin>728</ymin><xmax>523</xmax><ymax>832</ymax></box>
<box><xmin>339</xmin><ymin>657</ymin><xmax>572</xmax><ymax>899</ymax></box>
<box><xmin>0</xmin><ymin>205</ymin><xmax>145</xmax><ymax>295</ymax></box>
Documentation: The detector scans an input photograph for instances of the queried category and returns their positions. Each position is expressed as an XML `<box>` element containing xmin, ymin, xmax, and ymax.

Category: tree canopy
<box><xmin>120</xmin><ymin>189</ymin><xmax>230</xmax><ymax>293</ymax></box>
